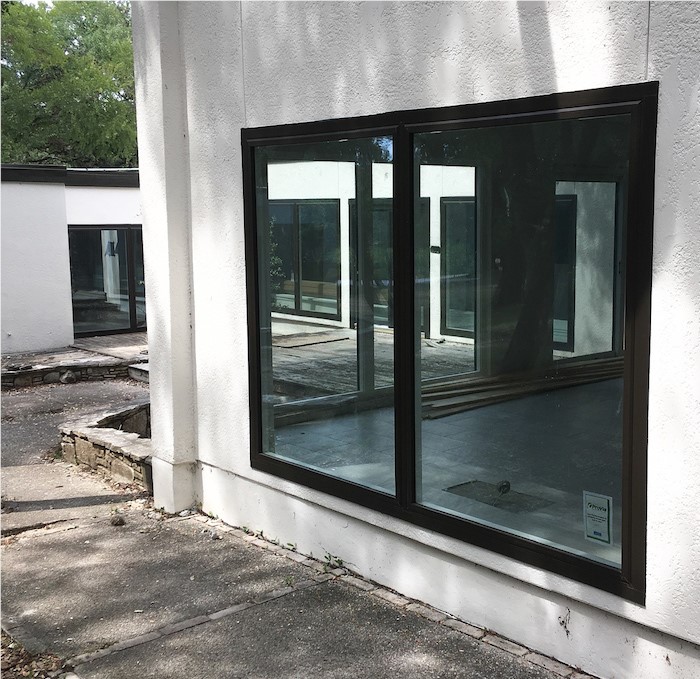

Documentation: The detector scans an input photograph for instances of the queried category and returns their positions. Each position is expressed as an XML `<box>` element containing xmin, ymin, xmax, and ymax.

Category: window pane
<box><xmin>69</xmin><ymin>228</ymin><xmax>130</xmax><ymax>334</ymax></box>
<box><xmin>415</xmin><ymin>114</ymin><xmax>630</xmax><ymax>566</ymax></box>
<box><xmin>370</xmin><ymin>203</ymin><xmax>392</xmax><ymax>326</ymax></box>
<box><xmin>256</xmin><ymin>138</ymin><xmax>395</xmax><ymax>494</ymax></box>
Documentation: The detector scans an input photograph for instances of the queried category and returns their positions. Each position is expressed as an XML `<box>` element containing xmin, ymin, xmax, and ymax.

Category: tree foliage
<box><xmin>1</xmin><ymin>0</ymin><xmax>137</xmax><ymax>167</ymax></box>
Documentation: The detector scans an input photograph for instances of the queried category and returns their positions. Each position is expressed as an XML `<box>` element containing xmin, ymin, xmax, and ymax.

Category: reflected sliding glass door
<box><xmin>255</xmin><ymin>138</ymin><xmax>396</xmax><ymax>494</ymax></box>
<box><xmin>68</xmin><ymin>225</ymin><xmax>146</xmax><ymax>336</ymax></box>
<box><xmin>269</xmin><ymin>200</ymin><xmax>341</xmax><ymax>320</ymax></box>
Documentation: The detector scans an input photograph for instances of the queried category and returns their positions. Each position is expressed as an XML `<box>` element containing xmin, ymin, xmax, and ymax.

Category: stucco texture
<box><xmin>1</xmin><ymin>183</ymin><xmax>74</xmax><ymax>353</ymax></box>
<box><xmin>645</xmin><ymin>0</ymin><xmax>700</xmax><ymax>649</ymax></box>
<box><xmin>132</xmin><ymin>2</ymin><xmax>700</xmax><ymax>677</ymax></box>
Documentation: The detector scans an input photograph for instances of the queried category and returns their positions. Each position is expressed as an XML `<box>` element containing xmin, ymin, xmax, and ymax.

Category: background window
<box><xmin>269</xmin><ymin>201</ymin><xmax>341</xmax><ymax>319</ymax></box>
<box><xmin>68</xmin><ymin>225</ymin><xmax>145</xmax><ymax>335</ymax></box>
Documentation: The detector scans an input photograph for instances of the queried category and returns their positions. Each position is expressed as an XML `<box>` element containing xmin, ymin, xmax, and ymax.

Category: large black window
<box><xmin>243</xmin><ymin>83</ymin><xmax>657</xmax><ymax>601</ymax></box>
<box><xmin>68</xmin><ymin>224</ymin><xmax>146</xmax><ymax>336</ymax></box>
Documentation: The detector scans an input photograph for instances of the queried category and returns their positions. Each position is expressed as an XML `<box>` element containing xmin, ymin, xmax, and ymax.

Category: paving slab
<box><xmin>1</xmin><ymin>511</ymin><xmax>310</xmax><ymax>659</ymax></box>
<box><xmin>75</xmin><ymin>579</ymin><xmax>560</xmax><ymax>679</ymax></box>
<box><xmin>1</xmin><ymin>347</ymin><xmax>112</xmax><ymax>373</ymax></box>
<box><xmin>72</xmin><ymin>334</ymin><xmax>148</xmax><ymax>362</ymax></box>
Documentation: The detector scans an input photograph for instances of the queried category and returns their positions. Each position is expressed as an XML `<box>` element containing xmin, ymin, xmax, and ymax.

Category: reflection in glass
<box><xmin>69</xmin><ymin>228</ymin><xmax>130</xmax><ymax>333</ymax></box>
<box><xmin>415</xmin><ymin>115</ymin><xmax>629</xmax><ymax>566</ymax></box>
<box><xmin>299</xmin><ymin>202</ymin><xmax>340</xmax><ymax>315</ymax></box>
<box><xmin>442</xmin><ymin>198</ymin><xmax>477</xmax><ymax>336</ymax></box>
<box><xmin>69</xmin><ymin>227</ymin><xmax>146</xmax><ymax>334</ymax></box>
<box><xmin>554</xmin><ymin>181</ymin><xmax>619</xmax><ymax>357</ymax></box>
<box><xmin>269</xmin><ymin>203</ymin><xmax>295</xmax><ymax>312</ymax></box>
<box><xmin>256</xmin><ymin>138</ymin><xmax>395</xmax><ymax>493</ymax></box>
<box><xmin>269</xmin><ymin>201</ymin><xmax>340</xmax><ymax>317</ymax></box>
<box><xmin>553</xmin><ymin>195</ymin><xmax>577</xmax><ymax>349</ymax></box>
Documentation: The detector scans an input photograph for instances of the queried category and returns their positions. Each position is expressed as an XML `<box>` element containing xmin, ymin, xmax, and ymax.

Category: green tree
<box><xmin>1</xmin><ymin>0</ymin><xmax>137</xmax><ymax>167</ymax></box>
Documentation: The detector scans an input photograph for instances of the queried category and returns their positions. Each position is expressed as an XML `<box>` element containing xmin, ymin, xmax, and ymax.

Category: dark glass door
<box><xmin>69</xmin><ymin>225</ymin><xmax>146</xmax><ymax>336</ymax></box>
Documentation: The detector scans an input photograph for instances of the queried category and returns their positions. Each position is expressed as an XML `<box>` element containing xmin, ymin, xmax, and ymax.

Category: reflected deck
<box><xmin>269</xmin><ymin>320</ymin><xmax>622</xmax><ymax>566</ymax></box>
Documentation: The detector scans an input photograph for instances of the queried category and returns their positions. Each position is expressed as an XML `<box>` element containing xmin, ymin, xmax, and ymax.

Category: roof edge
<box><xmin>2</xmin><ymin>164</ymin><xmax>139</xmax><ymax>187</ymax></box>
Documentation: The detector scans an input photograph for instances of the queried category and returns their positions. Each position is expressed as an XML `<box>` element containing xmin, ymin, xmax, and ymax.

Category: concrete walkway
<box><xmin>0</xmin><ymin>381</ymin><xmax>593</xmax><ymax>679</ymax></box>
<box><xmin>2</xmin><ymin>492</ymin><xmax>585</xmax><ymax>679</ymax></box>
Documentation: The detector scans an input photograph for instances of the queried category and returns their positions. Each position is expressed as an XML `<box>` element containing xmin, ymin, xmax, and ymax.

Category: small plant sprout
<box><xmin>323</xmin><ymin>550</ymin><xmax>344</xmax><ymax>572</ymax></box>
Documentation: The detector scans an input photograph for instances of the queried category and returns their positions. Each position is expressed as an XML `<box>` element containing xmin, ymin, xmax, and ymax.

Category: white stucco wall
<box><xmin>1</xmin><ymin>182</ymin><xmax>74</xmax><ymax>353</ymax></box>
<box><xmin>132</xmin><ymin>2</ymin><xmax>700</xmax><ymax>677</ymax></box>
<box><xmin>65</xmin><ymin>186</ymin><xmax>141</xmax><ymax>225</ymax></box>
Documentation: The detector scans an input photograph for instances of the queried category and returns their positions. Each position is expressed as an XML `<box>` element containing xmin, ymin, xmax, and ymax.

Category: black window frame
<box><xmin>242</xmin><ymin>82</ymin><xmax>657</xmax><ymax>603</ymax></box>
<box><xmin>68</xmin><ymin>223</ymin><xmax>146</xmax><ymax>337</ymax></box>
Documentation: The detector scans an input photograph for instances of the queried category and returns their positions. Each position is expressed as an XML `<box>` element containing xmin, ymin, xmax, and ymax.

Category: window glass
<box><xmin>299</xmin><ymin>202</ymin><xmax>340</xmax><ymax>316</ymax></box>
<box><xmin>414</xmin><ymin>115</ymin><xmax>630</xmax><ymax>566</ymax></box>
<box><xmin>269</xmin><ymin>203</ymin><xmax>295</xmax><ymax>313</ymax></box>
<box><xmin>69</xmin><ymin>228</ymin><xmax>130</xmax><ymax>334</ymax></box>
<box><xmin>255</xmin><ymin>138</ymin><xmax>395</xmax><ymax>493</ymax></box>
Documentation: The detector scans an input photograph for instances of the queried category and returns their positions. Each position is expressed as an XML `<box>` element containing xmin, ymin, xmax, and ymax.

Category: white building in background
<box><xmin>131</xmin><ymin>3</ymin><xmax>700</xmax><ymax>678</ymax></box>
<box><xmin>1</xmin><ymin>166</ymin><xmax>145</xmax><ymax>353</ymax></box>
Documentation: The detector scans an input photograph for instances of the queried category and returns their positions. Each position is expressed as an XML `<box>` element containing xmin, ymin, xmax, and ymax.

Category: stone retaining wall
<box><xmin>97</xmin><ymin>402</ymin><xmax>151</xmax><ymax>438</ymax></box>
<box><xmin>2</xmin><ymin>365</ymin><xmax>130</xmax><ymax>389</ymax></box>
<box><xmin>60</xmin><ymin>402</ymin><xmax>152</xmax><ymax>491</ymax></box>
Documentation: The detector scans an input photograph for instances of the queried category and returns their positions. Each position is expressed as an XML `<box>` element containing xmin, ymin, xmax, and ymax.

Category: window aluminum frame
<box><xmin>242</xmin><ymin>82</ymin><xmax>658</xmax><ymax>603</ymax></box>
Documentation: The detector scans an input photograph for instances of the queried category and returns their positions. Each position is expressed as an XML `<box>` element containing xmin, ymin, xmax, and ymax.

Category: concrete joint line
<box><xmin>1</xmin><ymin>520</ymin><xmax>80</xmax><ymax>538</ymax></box>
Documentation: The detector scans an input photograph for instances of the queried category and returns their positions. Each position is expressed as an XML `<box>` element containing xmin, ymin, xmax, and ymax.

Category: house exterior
<box><xmin>131</xmin><ymin>3</ymin><xmax>700</xmax><ymax>678</ymax></box>
<box><xmin>1</xmin><ymin>166</ymin><xmax>144</xmax><ymax>353</ymax></box>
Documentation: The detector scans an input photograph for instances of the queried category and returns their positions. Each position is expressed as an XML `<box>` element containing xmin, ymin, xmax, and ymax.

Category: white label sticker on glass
<box><xmin>583</xmin><ymin>491</ymin><xmax>612</xmax><ymax>544</ymax></box>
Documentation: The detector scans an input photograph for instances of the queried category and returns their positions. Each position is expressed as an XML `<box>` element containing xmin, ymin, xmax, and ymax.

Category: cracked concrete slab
<box><xmin>75</xmin><ymin>579</ymin><xmax>559</xmax><ymax>679</ymax></box>
<box><xmin>1</xmin><ymin>511</ymin><xmax>311</xmax><ymax>658</ymax></box>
